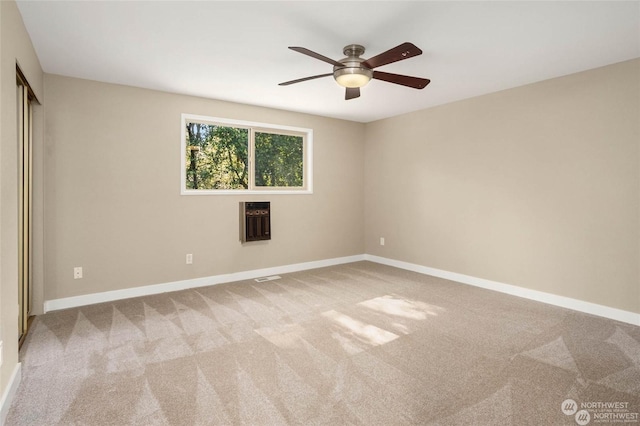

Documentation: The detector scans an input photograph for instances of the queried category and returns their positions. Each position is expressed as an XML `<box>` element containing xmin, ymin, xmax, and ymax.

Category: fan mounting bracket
<box><xmin>343</xmin><ymin>44</ymin><xmax>365</xmax><ymax>58</ymax></box>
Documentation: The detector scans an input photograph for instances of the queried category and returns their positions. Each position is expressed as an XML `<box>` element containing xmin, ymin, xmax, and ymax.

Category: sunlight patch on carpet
<box><xmin>322</xmin><ymin>310</ymin><xmax>399</xmax><ymax>348</ymax></box>
<box><xmin>358</xmin><ymin>295</ymin><xmax>443</xmax><ymax>320</ymax></box>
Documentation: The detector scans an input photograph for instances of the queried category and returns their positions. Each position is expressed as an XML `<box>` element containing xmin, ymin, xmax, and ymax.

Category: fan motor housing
<box><xmin>333</xmin><ymin>45</ymin><xmax>373</xmax><ymax>88</ymax></box>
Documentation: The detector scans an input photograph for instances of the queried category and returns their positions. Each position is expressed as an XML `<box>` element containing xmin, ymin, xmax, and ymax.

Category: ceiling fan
<box><xmin>279</xmin><ymin>42</ymin><xmax>430</xmax><ymax>100</ymax></box>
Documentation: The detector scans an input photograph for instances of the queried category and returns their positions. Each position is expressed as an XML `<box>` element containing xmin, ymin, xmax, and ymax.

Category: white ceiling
<box><xmin>16</xmin><ymin>1</ymin><xmax>640</xmax><ymax>123</ymax></box>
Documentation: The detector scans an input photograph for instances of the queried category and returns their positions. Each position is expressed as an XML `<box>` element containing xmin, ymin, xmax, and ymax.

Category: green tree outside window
<box><xmin>185</xmin><ymin>121</ymin><xmax>305</xmax><ymax>190</ymax></box>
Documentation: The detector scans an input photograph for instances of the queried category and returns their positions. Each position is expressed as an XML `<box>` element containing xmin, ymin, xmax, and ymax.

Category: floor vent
<box><xmin>254</xmin><ymin>275</ymin><xmax>281</xmax><ymax>283</ymax></box>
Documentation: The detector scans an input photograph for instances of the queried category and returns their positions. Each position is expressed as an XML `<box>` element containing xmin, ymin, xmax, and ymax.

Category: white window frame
<box><xmin>181</xmin><ymin>113</ymin><xmax>313</xmax><ymax>195</ymax></box>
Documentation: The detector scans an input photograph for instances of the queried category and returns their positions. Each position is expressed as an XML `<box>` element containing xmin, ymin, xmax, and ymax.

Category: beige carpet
<box><xmin>6</xmin><ymin>261</ymin><xmax>640</xmax><ymax>425</ymax></box>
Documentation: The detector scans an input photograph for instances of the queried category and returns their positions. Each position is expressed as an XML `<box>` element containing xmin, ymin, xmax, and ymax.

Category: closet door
<box><xmin>17</xmin><ymin>71</ymin><xmax>33</xmax><ymax>343</ymax></box>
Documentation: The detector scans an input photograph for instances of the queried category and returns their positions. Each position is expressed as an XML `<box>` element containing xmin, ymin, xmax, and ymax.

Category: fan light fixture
<box><xmin>334</xmin><ymin>67</ymin><xmax>372</xmax><ymax>88</ymax></box>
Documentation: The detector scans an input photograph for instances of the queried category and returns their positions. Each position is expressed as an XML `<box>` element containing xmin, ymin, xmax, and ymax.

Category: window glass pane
<box><xmin>254</xmin><ymin>132</ymin><xmax>304</xmax><ymax>187</ymax></box>
<box><xmin>185</xmin><ymin>122</ymin><xmax>249</xmax><ymax>189</ymax></box>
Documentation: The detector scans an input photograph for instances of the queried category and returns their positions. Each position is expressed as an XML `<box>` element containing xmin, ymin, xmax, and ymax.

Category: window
<box><xmin>181</xmin><ymin>114</ymin><xmax>312</xmax><ymax>194</ymax></box>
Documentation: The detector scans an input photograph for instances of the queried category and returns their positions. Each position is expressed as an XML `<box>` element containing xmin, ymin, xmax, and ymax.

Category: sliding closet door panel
<box><xmin>17</xmin><ymin>73</ymin><xmax>33</xmax><ymax>341</ymax></box>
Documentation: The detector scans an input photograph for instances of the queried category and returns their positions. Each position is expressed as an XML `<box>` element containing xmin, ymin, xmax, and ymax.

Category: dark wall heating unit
<box><xmin>240</xmin><ymin>202</ymin><xmax>271</xmax><ymax>242</ymax></box>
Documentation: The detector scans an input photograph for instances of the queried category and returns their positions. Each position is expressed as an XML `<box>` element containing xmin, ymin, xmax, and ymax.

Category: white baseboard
<box><xmin>42</xmin><ymin>253</ymin><xmax>639</xmax><ymax>327</ymax></box>
<box><xmin>0</xmin><ymin>363</ymin><xmax>21</xmax><ymax>426</ymax></box>
<box><xmin>365</xmin><ymin>254</ymin><xmax>640</xmax><ymax>327</ymax></box>
<box><xmin>44</xmin><ymin>254</ymin><xmax>366</xmax><ymax>313</ymax></box>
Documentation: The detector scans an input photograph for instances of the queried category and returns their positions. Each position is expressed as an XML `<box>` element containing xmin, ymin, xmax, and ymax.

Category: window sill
<box><xmin>181</xmin><ymin>189</ymin><xmax>313</xmax><ymax>196</ymax></box>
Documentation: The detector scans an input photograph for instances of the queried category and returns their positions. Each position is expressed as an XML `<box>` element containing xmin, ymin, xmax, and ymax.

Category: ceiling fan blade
<box><xmin>345</xmin><ymin>87</ymin><xmax>360</xmax><ymax>100</ymax></box>
<box><xmin>361</xmin><ymin>42</ymin><xmax>422</xmax><ymax>69</ymax></box>
<box><xmin>288</xmin><ymin>47</ymin><xmax>344</xmax><ymax>67</ymax></box>
<box><xmin>279</xmin><ymin>73</ymin><xmax>333</xmax><ymax>86</ymax></box>
<box><xmin>372</xmin><ymin>71</ymin><xmax>431</xmax><ymax>89</ymax></box>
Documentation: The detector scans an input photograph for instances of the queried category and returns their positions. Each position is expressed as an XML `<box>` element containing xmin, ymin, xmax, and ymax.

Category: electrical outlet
<box><xmin>380</xmin><ymin>237</ymin><xmax>385</xmax><ymax>246</ymax></box>
<box><xmin>186</xmin><ymin>254</ymin><xmax>193</xmax><ymax>264</ymax></box>
<box><xmin>0</xmin><ymin>340</ymin><xmax>3</xmax><ymax>367</ymax></box>
<box><xmin>74</xmin><ymin>267</ymin><xmax>83</xmax><ymax>279</ymax></box>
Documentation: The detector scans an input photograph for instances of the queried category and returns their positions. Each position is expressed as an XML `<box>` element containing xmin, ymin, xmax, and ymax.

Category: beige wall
<box><xmin>42</xmin><ymin>74</ymin><xmax>365</xmax><ymax>302</ymax></box>
<box><xmin>41</xmin><ymin>60</ymin><xmax>640</xmax><ymax>316</ymax></box>
<box><xmin>365</xmin><ymin>59</ymin><xmax>640</xmax><ymax>314</ymax></box>
<box><xmin>0</xmin><ymin>0</ymin><xmax>43</xmax><ymax>404</ymax></box>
